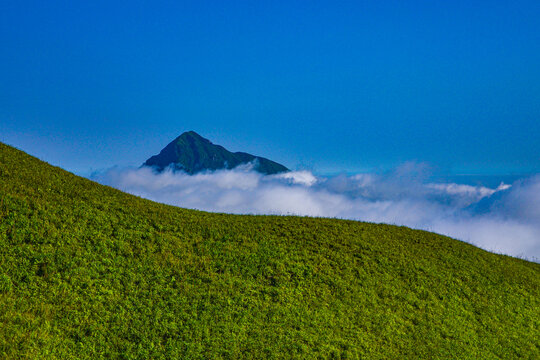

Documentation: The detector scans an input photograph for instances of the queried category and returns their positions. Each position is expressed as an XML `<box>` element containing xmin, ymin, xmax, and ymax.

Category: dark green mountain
<box><xmin>143</xmin><ymin>131</ymin><xmax>289</xmax><ymax>175</ymax></box>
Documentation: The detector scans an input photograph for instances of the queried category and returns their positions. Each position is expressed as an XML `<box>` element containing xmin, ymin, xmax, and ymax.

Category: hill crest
<box><xmin>0</xmin><ymin>142</ymin><xmax>538</xmax><ymax>359</ymax></box>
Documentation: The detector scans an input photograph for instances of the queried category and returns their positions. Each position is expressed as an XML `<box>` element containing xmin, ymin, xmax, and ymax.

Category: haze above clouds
<box><xmin>94</xmin><ymin>163</ymin><xmax>540</xmax><ymax>261</ymax></box>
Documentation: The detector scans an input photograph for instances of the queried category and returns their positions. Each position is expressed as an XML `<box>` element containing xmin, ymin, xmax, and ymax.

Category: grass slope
<box><xmin>0</xmin><ymin>142</ymin><xmax>538</xmax><ymax>359</ymax></box>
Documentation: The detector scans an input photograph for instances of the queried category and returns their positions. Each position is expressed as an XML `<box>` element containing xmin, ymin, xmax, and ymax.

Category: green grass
<box><xmin>0</xmin><ymin>142</ymin><xmax>538</xmax><ymax>359</ymax></box>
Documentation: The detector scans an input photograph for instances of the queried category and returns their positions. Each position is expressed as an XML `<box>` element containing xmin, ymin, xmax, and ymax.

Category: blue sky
<box><xmin>2</xmin><ymin>0</ymin><xmax>539</xmax><ymax>176</ymax></box>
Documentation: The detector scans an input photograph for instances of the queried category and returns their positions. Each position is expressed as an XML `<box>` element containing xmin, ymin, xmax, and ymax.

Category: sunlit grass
<box><xmin>0</xmin><ymin>142</ymin><xmax>538</xmax><ymax>359</ymax></box>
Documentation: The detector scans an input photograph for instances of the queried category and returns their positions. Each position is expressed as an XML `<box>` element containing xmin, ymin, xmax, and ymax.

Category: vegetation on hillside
<box><xmin>0</xmin><ymin>142</ymin><xmax>538</xmax><ymax>359</ymax></box>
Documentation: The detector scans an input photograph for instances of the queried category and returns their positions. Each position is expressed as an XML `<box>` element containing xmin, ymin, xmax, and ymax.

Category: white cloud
<box><xmin>93</xmin><ymin>164</ymin><xmax>540</xmax><ymax>261</ymax></box>
<box><xmin>426</xmin><ymin>182</ymin><xmax>510</xmax><ymax>203</ymax></box>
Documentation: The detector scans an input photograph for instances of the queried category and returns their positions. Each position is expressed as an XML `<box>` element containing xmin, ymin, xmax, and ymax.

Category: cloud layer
<box><xmin>93</xmin><ymin>163</ymin><xmax>540</xmax><ymax>261</ymax></box>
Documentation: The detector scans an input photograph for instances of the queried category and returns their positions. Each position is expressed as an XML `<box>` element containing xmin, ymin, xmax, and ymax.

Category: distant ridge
<box><xmin>143</xmin><ymin>131</ymin><xmax>289</xmax><ymax>175</ymax></box>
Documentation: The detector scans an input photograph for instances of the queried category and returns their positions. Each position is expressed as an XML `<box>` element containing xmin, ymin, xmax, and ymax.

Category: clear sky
<box><xmin>1</xmin><ymin>0</ymin><xmax>539</xmax><ymax>176</ymax></box>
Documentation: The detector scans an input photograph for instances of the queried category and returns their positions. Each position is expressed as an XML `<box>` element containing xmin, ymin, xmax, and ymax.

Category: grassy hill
<box><xmin>0</xmin><ymin>142</ymin><xmax>538</xmax><ymax>359</ymax></box>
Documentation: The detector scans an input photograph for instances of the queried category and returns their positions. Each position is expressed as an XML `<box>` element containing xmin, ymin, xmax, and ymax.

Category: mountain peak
<box><xmin>172</xmin><ymin>131</ymin><xmax>212</xmax><ymax>146</ymax></box>
<box><xmin>143</xmin><ymin>131</ymin><xmax>289</xmax><ymax>175</ymax></box>
<box><xmin>178</xmin><ymin>130</ymin><xmax>204</xmax><ymax>139</ymax></box>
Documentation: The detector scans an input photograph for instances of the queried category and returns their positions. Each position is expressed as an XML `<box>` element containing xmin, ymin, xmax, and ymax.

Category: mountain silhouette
<box><xmin>143</xmin><ymin>131</ymin><xmax>289</xmax><ymax>175</ymax></box>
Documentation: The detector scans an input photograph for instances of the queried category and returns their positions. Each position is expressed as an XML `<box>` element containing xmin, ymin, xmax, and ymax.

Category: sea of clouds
<box><xmin>93</xmin><ymin>162</ymin><xmax>540</xmax><ymax>261</ymax></box>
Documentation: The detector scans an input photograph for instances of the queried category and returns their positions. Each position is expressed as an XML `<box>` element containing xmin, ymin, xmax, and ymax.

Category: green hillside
<box><xmin>0</xmin><ymin>142</ymin><xmax>538</xmax><ymax>359</ymax></box>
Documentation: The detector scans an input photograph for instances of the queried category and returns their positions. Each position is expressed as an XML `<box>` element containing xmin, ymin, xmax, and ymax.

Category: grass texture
<box><xmin>0</xmin><ymin>142</ymin><xmax>538</xmax><ymax>359</ymax></box>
